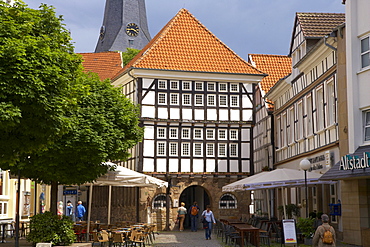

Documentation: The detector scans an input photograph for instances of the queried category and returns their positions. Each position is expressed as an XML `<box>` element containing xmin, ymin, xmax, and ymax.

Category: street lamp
<box><xmin>300</xmin><ymin>158</ymin><xmax>311</xmax><ymax>217</ymax></box>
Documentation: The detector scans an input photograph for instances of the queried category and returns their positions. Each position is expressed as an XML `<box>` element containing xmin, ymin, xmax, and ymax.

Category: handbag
<box><xmin>201</xmin><ymin>218</ymin><xmax>208</xmax><ymax>229</ymax></box>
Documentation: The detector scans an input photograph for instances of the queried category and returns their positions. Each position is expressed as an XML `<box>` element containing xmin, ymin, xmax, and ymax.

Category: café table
<box><xmin>231</xmin><ymin>223</ymin><xmax>261</xmax><ymax>247</ymax></box>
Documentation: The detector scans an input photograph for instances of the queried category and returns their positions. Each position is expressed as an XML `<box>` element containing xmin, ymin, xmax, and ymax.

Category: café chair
<box><xmin>112</xmin><ymin>232</ymin><xmax>126</xmax><ymax>247</ymax></box>
<box><xmin>92</xmin><ymin>230</ymin><xmax>109</xmax><ymax>247</ymax></box>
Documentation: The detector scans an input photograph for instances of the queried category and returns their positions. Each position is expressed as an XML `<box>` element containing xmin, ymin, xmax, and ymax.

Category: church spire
<box><xmin>95</xmin><ymin>0</ymin><xmax>151</xmax><ymax>53</ymax></box>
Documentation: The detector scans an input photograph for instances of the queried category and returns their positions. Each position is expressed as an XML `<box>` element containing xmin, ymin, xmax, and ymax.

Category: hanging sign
<box><xmin>282</xmin><ymin>219</ymin><xmax>297</xmax><ymax>244</ymax></box>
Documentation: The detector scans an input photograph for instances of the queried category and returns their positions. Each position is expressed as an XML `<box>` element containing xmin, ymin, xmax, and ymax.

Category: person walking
<box><xmin>189</xmin><ymin>201</ymin><xmax>200</xmax><ymax>232</ymax></box>
<box><xmin>177</xmin><ymin>202</ymin><xmax>187</xmax><ymax>231</ymax></box>
<box><xmin>66</xmin><ymin>200</ymin><xmax>74</xmax><ymax>221</ymax></box>
<box><xmin>312</xmin><ymin>214</ymin><xmax>336</xmax><ymax>246</ymax></box>
<box><xmin>201</xmin><ymin>205</ymin><xmax>216</xmax><ymax>240</ymax></box>
<box><xmin>75</xmin><ymin>201</ymin><xmax>86</xmax><ymax>221</ymax></box>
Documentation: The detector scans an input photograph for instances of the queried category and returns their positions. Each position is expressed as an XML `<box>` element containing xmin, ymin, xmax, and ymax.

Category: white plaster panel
<box><xmin>241</xmin><ymin>129</ymin><xmax>250</xmax><ymax>141</ymax></box>
<box><xmin>242</xmin><ymin>95</ymin><xmax>253</xmax><ymax>108</ymax></box>
<box><xmin>142</xmin><ymin>158</ymin><xmax>154</xmax><ymax>172</ymax></box>
<box><xmin>157</xmin><ymin>107</ymin><xmax>168</xmax><ymax>119</ymax></box>
<box><xmin>242</xmin><ymin>109</ymin><xmax>253</xmax><ymax>121</ymax></box>
<box><xmin>230</xmin><ymin>160</ymin><xmax>239</xmax><ymax>172</ymax></box>
<box><xmin>219</xmin><ymin>109</ymin><xmax>229</xmax><ymax>121</ymax></box>
<box><xmin>143</xmin><ymin>140</ymin><xmax>154</xmax><ymax>157</ymax></box>
<box><xmin>144</xmin><ymin>125</ymin><xmax>154</xmax><ymax>139</ymax></box>
<box><xmin>243</xmin><ymin>83</ymin><xmax>253</xmax><ymax>92</ymax></box>
<box><xmin>241</xmin><ymin>143</ymin><xmax>250</xmax><ymax>158</ymax></box>
<box><xmin>168</xmin><ymin>159</ymin><xmax>178</xmax><ymax>172</ymax></box>
<box><xmin>218</xmin><ymin>160</ymin><xmax>228</xmax><ymax>172</ymax></box>
<box><xmin>141</xmin><ymin>91</ymin><xmax>155</xmax><ymax>105</ymax></box>
<box><xmin>193</xmin><ymin>159</ymin><xmax>204</xmax><ymax>172</ymax></box>
<box><xmin>142</xmin><ymin>78</ymin><xmax>154</xmax><ymax>89</ymax></box>
<box><xmin>194</xmin><ymin>109</ymin><xmax>204</xmax><ymax>120</ymax></box>
<box><xmin>142</xmin><ymin>106</ymin><xmax>155</xmax><ymax>118</ymax></box>
<box><xmin>242</xmin><ymin>160</ymin><xmax>250</xmax><ymax>173</ymax></box>
<box><xmin>181</xmin><ymin>159</ymin><xmax>191</xmax><ymax>172</ymax></box>
<box><xmin>169</xmin><ymin>108</ymin><xmax>180</xmax><ymax>119</ymax></box>
<box><xmin>230</xmin><ymin>109</ymin><xmax>240</xmax><ymax>121</ymax></box>
<box><xmin>157</xmin><ymin>159</ymin><xmax>167</xmax><ymax>173</ymax></box>
<box><xmin>182</xmin><ymin>109</ymin><xmax>193</xmax><ymax>120</ymax></box>
<box><xmin>207</xmin><ymin>109</ymin><xmax>217</xmax><ymax>120</ymax></box>
<box><xmin>206</xmin><ymin>159</ymin><xmax>216</xmax><ymax>172</ymax></box>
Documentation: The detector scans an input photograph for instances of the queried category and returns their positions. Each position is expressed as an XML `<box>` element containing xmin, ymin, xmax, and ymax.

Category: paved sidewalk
<box><xmin>153</xmin><ymin>229</ymin><xmax>223</xmax><ymax>247</ymax></box>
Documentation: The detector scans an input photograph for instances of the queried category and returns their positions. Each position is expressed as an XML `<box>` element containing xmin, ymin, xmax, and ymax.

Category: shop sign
<box><xmin>307</xmin><ymin>151</ymin><xmax>331</xmax><ymax>171</ymax></box>
<box><xmin>339</xmin><ymin>152</ymin><xmax>370</xmax><ymax>170</ymax></box>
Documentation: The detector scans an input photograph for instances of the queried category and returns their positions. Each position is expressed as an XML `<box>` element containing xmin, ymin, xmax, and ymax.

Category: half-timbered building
<box><xmin>266</xmin><ymin>12</ymin><xmax>345</xmax><ymax>221</ymax></box>
<box><xmin>111</xmin><ymin>8</ymin><xmax>266</xmax><ymax>229</ymax></box>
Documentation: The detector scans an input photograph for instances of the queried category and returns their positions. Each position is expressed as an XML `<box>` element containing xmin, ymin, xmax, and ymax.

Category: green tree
<box><xmin>0</xmin><ymin>1</ymin><xmax>81</xmax><ymax>166</ymax></box>
<box><xmin>121</xmin><ymin>47</ymin><xmax>140</xmax><ymax>66</ymax></box>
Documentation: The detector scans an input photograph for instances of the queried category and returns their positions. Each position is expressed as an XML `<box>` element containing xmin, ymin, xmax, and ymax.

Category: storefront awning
<box><xmin>320</xmin><ymin>145</ymin><xmax>370</xmax><ymax>180</ymax></box>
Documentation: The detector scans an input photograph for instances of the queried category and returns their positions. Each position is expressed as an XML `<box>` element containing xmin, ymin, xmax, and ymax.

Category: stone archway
<box><xmin>179</xmin><ymin>185</ymin><xmax>210</xmax><ymax>229</ymax></box>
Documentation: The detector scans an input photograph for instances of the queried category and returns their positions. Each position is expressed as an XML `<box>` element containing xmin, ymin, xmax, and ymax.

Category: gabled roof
<box><xmin>297</xmin><ymin>12</ymin><xmax>345</xmax><ymax>39</ymax></box>
<box><xmin>115</xmin><ymin>8</ymin><xmax>264</xmax><ymax>79</ymax></box>
<box><xmin>79</xmin><ymin>52</ymin><xmax>123</xmax><ymax>80</ymax></box>
<box><xmin>249</xmin><ymin>54</ymin><xmax>292</xmax><ymax>95</ymax></box>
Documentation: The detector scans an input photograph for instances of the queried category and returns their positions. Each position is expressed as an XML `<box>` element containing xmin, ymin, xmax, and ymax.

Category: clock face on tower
<box><xmin>126</xmin><ymin>23</ymin><xmax>139</xmax><ymax>37</ymax></box>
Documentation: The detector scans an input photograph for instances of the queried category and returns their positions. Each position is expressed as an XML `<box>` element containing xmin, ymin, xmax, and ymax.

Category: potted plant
<box><xmin>297</xmin><ymin>217</ymin><xmax>315</xmax><ymax>245</ymax></box>
<box><xmin>27</xmin><ymin>211</ymin><xmax>75</xmax><ymax>246</ymax></box>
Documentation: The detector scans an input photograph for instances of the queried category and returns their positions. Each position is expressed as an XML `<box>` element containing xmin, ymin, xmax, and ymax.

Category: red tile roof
<box><xmin>249</xmin><ymin>54</ymin><xmax>292</xmax><ymax>94</ymax></box>
<box><xmin>79</xmin><ymin>52</ymin><xmax>122</xmax><ymax>80</ymax></box>
<box><xmin>116</xmin><ymin>8</ymin><xmax>264</xmax><ymax>78</ymax></box>
<box><xmin>297</xmin><ymin>12</ymin><xmax>345</xmax><ymax>38</ymax></box>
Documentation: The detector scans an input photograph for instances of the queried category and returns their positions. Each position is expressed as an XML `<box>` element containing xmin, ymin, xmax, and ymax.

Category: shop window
<box><xmin>219</xmin><ymin>194</ymin><xmax>237</xmax><ymax>209</ymax></box>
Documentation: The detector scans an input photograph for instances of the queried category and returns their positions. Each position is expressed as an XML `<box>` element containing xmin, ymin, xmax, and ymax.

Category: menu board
<box><xmin>282</xmin><ymin>219</ymin><xmax>297</xmax><ymax>244</ymax></box>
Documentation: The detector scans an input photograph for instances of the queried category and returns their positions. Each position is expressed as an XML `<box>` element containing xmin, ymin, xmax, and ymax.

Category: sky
<box><xmin>25</xmin><ymin>0</ymin><xmax>345</xmax><ymax>61</ymax></box>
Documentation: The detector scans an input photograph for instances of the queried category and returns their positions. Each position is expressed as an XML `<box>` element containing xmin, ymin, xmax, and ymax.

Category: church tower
<box><xmin>95</xmin><ymin>0</ymin><xmax>151</xmax><ymax>53</ymax></box>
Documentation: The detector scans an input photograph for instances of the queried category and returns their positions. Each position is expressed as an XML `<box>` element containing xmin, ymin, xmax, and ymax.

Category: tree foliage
<box><xmin>121</xmin><ymin>47</ymin><xmax>140</xmax><ymax>66</ymax></box>
<box><xmin>0</xmin><ymin>1</ymin><xmax>81</xmax><ymax>166</ymax></box>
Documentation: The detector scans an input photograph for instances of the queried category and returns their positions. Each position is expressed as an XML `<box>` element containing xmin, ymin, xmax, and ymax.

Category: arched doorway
<box><xmin>179</xmin><ymin>185</ymin><xmax>210</xmax><ymax>229</ymax></box>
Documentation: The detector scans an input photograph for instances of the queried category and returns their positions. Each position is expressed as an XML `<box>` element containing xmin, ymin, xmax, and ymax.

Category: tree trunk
<box><xmin>50</xmin><ymin>181</ymin><xmax>58</xmax><ymax>215</ymax></box>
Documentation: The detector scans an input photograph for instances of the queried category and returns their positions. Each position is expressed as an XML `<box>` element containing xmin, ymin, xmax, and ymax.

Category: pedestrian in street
<box><xmin>189</xmin><ymin>201</ymin><xmax>200</xmax><ymax>232</ymax></box>
<box><xmin>66</xmin><ymin>200</ymin><xmax>75</xmax><ymax>221</ymax></box>
<box><xmin>312</xmin><ymin>214</ymin><xmax>336</xmax><ymax>246</ymax></box>
<box><xmin>201</xmin><ymin>205</ymin><xmax>216</xmax><ymax>240</ymax></box>
<box><xmin>177</xmin><ymin>202</ymin><xmax>187</xmax><ymax>231</ymax></box>
<box><xmin>75</xmin><ymin>200</ymin><xmax>86</xmax><ymax>221</ymax></box>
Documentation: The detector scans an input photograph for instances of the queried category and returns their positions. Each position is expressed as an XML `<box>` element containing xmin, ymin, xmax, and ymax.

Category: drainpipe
<box><xmin>324</xmin><ymin>35</ymin><xmax>337</xmax><ymax>51</ymax></box>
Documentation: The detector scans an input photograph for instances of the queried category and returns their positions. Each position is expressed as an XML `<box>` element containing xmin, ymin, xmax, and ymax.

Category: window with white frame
<box><xmin>364</xmin><ymin>111</ymin><xmax>370</xmax><ymax>141</ymax></box>
<box><xmin>182</xmin><ymin>128</ymin><xmax>190</xmax><ymax>139</ymax></box>
<box><xmin>195</xmin><ymin>95</ymin><xmax>203</xmax><ymax>105</ymax></box>
<box><xmin>297</xmin><ymin>101</ymin><xmax>304</xmax><ymax>140</ymax></box>
<box><xmin>183</xmin><ymin>94</ymin><xmax>191</xmax><ymax>105</ymax></box>
<box><xmin>288</xmin><ymin>107</ymin><xmax>295</xmax><ymax>144</ymax></box>
<box><xmin>158</xmin><ymin>93</ymin><xmax>166</xmax><ymax>104</ymax></box>
<box><xmin>170</xmin><ymin>81</ymin><xmax>179</xmax><ymax>90</ymax></box>
<box><xmin>169</xmin><ymin>143</ymin><xmax>178</xmax><ymax>156</ymax></box>
<box><xmin>157</xmin><ymin>128</ymin><xmax>166</xmax><ymax>138</ymax></box>
<box><xmin>194</xmin><ymin>143</ymin><xmax>202</xmax><ymax>156</ymax></box>
<box><xmin>326</xmin><ymin>79</ymin><xmax>336</xmax><ymax>126</ymax></box>
<box><xmin>281</xmin><ymin>113</ymin><xmax>287</xmax><ymax>147</ymax></box>
<box><xmin>206</xmin><ymin>143</ymin><xmax>214</xmax><ymax>156</ymax></box>
<box><xmin>0</xmin><ymin>201</ymin><xmax>7</xmax><ymax>217</ymax></box>
<box><xmin>230</xmin><ymin>130</ymin><xmax>237</xmax><ymax>140</ymax></box>
<box><xmin>183</xmin><ymin>81</ymin><xmax>191</xmax><ymax>90</ymax></box>
<box><xmin>157</xmin><ymin>142</ymin><xmax>166</xmax><ymax>155</ymax></box>
<box><xmin>153</xmin><ymin>194</ymin><xmax>169</xmax><ymax>209</ymax></box>
<box><xmin>230</xmin><ymin>143</ymin><xmax>237</xmax><ymax>156</ymax></box>
<box><xmin>230</xmin><ymin>84</ymin><xmax>238</xmax><ymax>92</ymax></box>
<box><xmin>158</xmin><ymin>80</ymin><xmax>166</xmax><ymax>89</ymax></box>
<box><xmin>206</xmin><ymin>129</ymin><xmax>214</xmax><ymax>139</ymax></box>
<box><xmin>182</xmin><ymin>143</ymin><xmax>190</xmax><ymax>156</ymax></box>
<box><xmin>361</xmin><ymin>36</ymin><xmax>370</xmax><ymax>68</ymax></box>
<box><xmin>230</xmin><ymin>95</ymin><xmax>238</xmax><ymax>107</ymax></box>
<box><xmin>194</xmin><ymin>129</ymin><xmax>202</xmax><ymax>139</ymax></box>
<box><xmin>218</xmin><ymin>144</ymin><xmax>226</xmax><ymax>156</ymax></box>
<box><xmin>219</xmin><ymin>194</ymin><xmax>237</xmax><ymax>209</ymax></box>
<box><xmin>218</xmin><ymin>129</ymin><xmax>227</xmax><ymax>139</ymax></box>
<box><xmin>316</xmin><ymin>86</ymin><xmax>324</xmax><ymax>131</ymax></box>
<box><xmin>219</xmin><ymin>95</ymin><xmax>227</xmax><ymax>106</ymax></box>
<box><xmin>195</xmin><ymin>82</ymin><xmax>203</xmax><ymax>91</ymax></box>
<box><xmin>306</xmin><ymin>94</ymin><xmax>313</xmax><ymax>136</ymax></box>
<box><xmin>170</xmin><ymin>93</ymin><xmax>178</xmax><ymax>105</ymax></box>
<box><xmin>207</xmin><ymin>95</ymin><xmax>215</xmax><ymax>106</ymax></box>
<box><xmin>276</xmin><ymin>116</ymin><xmax>281</xmax><ymax>149</ymax></box>
<box><xmin>207</xmin><ymin>82</ymin><xmax>215</xmax><ymax>91</ymax></box>
<box><xmin>169</xmin><ymin>128</ymin><xmax>178</xmax><ymax>139</ymax></box>
<box><xmin>219</xmin><ymin>83</ymin><xmax>227</xmax><ymax>92</ymax></box>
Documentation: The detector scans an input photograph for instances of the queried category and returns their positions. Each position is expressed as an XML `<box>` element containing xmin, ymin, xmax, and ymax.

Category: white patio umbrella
<box><xmin>85</xmin><ymin>162</ymin><xmax>168</xmax><ymax>237</ymax></box>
